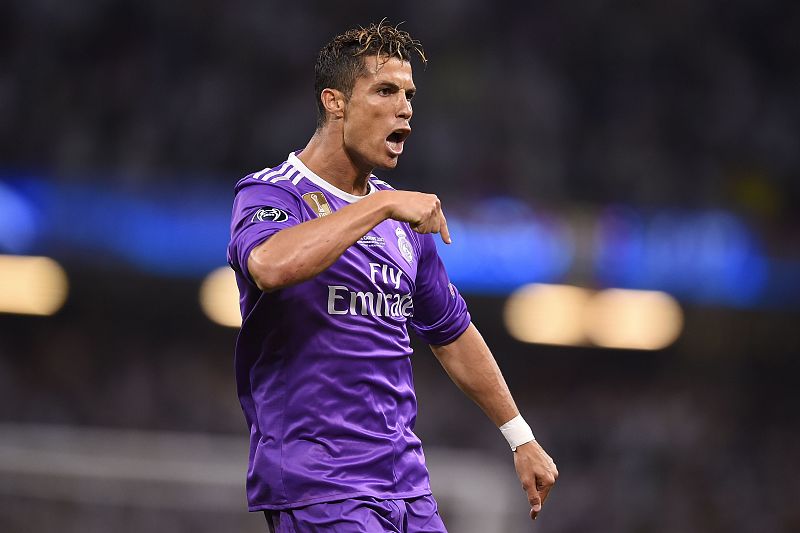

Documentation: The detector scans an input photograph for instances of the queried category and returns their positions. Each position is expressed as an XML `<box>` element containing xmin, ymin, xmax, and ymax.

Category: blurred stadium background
<box><xmin>1</xmin><ymin>1</ymin><xmax>799</xmax><ymax>532</ymax></box>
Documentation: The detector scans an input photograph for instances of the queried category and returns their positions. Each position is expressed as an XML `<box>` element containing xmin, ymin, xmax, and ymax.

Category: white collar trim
<box><xmin>288</xmin><ymin>152</ymin><xmax>376</xmax><ymax>203</ymax></box>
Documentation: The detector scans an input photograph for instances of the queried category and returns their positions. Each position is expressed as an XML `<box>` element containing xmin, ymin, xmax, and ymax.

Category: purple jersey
<box><xmin>227</xmin><ymin>152</ymin><xmax>471</xmax><ymax>511</ymax></box>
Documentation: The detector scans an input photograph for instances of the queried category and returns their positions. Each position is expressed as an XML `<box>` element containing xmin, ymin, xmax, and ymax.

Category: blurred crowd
<box><xmin>2</xmin><ymin>1</ymin><xmax>799</xmax><ymax>532</ymax></box>
<box><xmin>1</xmin><ymin>281</ymin><xmax>798</xmax><ymax>532</ymax></box>
<box><xmin>2</xmin><ymin>0</ymin><xmax>799</xmax><ymax>219</ymax></box>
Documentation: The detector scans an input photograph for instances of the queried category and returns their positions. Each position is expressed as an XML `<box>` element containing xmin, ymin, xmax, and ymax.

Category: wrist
<box><xmin>367</xmin><ymin>190</ymin><xmax>394</xmax><ymax>220</ymax></box>
<box><xmin>499</xmin><ymin>414</ymin><xmax>536</xmax><ymax>451</ymax></box>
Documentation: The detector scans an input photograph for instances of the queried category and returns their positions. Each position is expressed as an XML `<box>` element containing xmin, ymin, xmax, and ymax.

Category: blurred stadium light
<box><xmin>595</xmin><ymin>206</ymin><xmax>768</xmax><ymax>307</ymax></box>
<box><xmin>0</xmin><ymin>182</ymin><xmax>38</xmax><ymax>253</ymax></box>
<box><xmin>0</xmin><ymin>176</ymin><xmax>796</xmax><ymax>309</ymax></box>
<box><xmin>503</xmin><ymin>284</ymin><xmax>592</xmax><ymax>346</ymax></box>
<box><xmin>0</xmin><ymin>255</ymin><xmax>68</xmax><ymax>316</ymax></box>
<box><xmin>504</xmin><ymin>283</ymin><xmax>684</xmax><ymax>350</ymax></box>
<box><xmin>583</xmin><ymin>289</ymin><xmax>683</xmax><ymax>350</ymax></box>
<box><xmin>199</xmin><ymin>267</ymin><xmax>241</xmax><ymax>328</ymax></box>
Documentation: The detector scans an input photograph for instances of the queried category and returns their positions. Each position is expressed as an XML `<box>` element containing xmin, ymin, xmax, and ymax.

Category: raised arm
<box><xmin>430</xmin><ymin>323</ymin><xmax>558</xmax><ymax>522</ymax></box>
<box><xmin>248</xmin><ymin>190</ymin><xmax>451</xmax><ymax>292</ymax></box>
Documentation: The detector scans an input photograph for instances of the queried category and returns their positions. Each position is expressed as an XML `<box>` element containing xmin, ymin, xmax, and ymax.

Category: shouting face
<box><xmin>342</xmin><ymin>55</ymin><xmax>415</xmax><ymax>171</ymax></box>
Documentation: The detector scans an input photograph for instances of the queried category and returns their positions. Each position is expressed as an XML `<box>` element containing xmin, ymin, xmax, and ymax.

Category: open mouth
<box><xmin>386</xmin><ymin>128</ymin><xmax>411</xmax><ymax>156</ymax></box>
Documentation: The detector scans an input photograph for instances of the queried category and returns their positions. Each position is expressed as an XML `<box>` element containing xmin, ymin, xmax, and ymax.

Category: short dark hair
<box><xmin>314</xmin><ymin>20</ymin><xmax>427</xmax><ymax>128</ymax></box>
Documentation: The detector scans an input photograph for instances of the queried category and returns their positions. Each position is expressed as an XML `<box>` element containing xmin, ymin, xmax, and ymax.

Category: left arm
<box><xmin>430</xmin><ymin>322</ymin><xmax>559</xmax><ymax>521</ymax></box>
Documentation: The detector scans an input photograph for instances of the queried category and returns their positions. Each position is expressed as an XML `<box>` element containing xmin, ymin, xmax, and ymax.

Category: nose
<box><xmin>397</xmin><ymin>92</ymin><xmax>412</xmax><ymax>120</ymax></box>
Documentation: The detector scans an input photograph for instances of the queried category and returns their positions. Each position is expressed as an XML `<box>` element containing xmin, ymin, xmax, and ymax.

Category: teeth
<box><xmin>386</xmin><ymin>137</ymin><xmax>403</xmax><ymax>154</ymax></box>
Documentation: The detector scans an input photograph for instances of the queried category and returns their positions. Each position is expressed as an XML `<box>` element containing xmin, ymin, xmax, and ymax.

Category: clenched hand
<box><xmin>382</xmin><ymin>190</ymin><xmax>452</xmax><ymax>244</ymax></box>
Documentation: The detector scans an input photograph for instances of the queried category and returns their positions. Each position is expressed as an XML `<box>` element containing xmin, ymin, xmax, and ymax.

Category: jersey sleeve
<box><xmin>227</xmin><ymin>180</ymin><xmax>303</xmax><ymax>285</ymax></box>
<box><xmin>409</xmin><ymin>233</ymin><xmax>471</xmax><ymax>345</ymax></box>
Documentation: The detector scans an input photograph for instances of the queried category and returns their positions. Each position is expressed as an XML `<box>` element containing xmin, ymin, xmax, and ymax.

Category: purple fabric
<box><xmin>265</xmin><ymin>495</ymin><xmax>448</xmax><ymax>533</ymax></box>
<box><xmin>228</xmin><ymin>153</ymin><xmax>471</xmax><ymax>511</ymax></box>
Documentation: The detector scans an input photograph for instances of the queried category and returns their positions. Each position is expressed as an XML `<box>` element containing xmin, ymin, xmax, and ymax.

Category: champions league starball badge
<box><xmin>395</xmin><ymin>227</ymin><xmax>414</xmax><ymax>264</ymax></box>
<box><xmin>252</xmin><ymin>206</ymin><xmax>289</xmax><ymax>223</ymax></box>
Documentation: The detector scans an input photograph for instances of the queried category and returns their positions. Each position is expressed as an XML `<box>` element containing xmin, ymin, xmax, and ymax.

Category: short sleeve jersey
<box><xmin>227</xmin><ymin>152</ymin><xmax>471</xmax><ymax>511</ymax></box>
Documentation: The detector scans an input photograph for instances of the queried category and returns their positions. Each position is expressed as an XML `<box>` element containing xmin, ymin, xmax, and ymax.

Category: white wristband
<box><xmin>499</xmin><ymin>415</ymin><xmax>535</xmax><ymax>451</ymax></box>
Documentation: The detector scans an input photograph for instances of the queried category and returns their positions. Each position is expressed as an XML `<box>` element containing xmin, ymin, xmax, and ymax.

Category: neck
<box><xmin>297</xmin><ymin>127</ymin><xmax>372</xmax><ymax>196</ymax></box>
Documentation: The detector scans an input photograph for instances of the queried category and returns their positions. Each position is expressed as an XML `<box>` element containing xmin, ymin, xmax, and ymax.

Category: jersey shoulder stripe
<box><xmin>253</xmin><ymin>161</ymin><xmax>289</xmax><ymax>181</ymax></box>
<box><xmin>267</xmin><ymin>168</ymin><xmax>296</xmax><ymax>184</ymax></box>
<box><xmin>369</xmin><ymin>176</ymin><xmax>395</xmax><ymax>190</ymax></box>
<box><xmin>235</xmin><ymin>162</ymin><xmax>307</xmax><ymax>205</ymax></box>
<box><xmin>246</xmin><ymin>163</ymin><xmax>305</xmax><ymax>189</ymax></box>
<box><xmin>268</xmin><ymin>168</ymin><xmax>304</xmax><ymax>188</ymax></box>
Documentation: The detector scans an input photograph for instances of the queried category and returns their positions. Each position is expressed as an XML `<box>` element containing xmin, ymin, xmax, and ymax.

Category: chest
<box><xmin>298</xmin><ymin>189</ymin><xmax>420</xmax><ymax>293</ymax></box>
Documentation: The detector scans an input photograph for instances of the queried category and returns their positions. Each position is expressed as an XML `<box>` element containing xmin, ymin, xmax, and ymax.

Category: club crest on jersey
<box><xmin>395</xmin><ymin>227</ymin><xmax>414</xmax><ymax>264</ymax></box>
<box><xmin>302</xmin><ymin>191</ymin><xmax>332</xmax><ymax>217</ymax></box>
<box><xmin>252</xmin><ymin>206</ymin><xmax>288</xmax><ymax>222</ymax></box>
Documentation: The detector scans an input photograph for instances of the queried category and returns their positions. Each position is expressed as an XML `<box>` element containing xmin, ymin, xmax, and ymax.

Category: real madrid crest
<box><xmin>395</xmin><ymin>227</ymin><xmax>414</xmax><ymax>264</ymax></box>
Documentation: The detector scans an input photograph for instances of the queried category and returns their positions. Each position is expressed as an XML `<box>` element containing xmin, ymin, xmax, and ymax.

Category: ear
<box><xmin>320</xmin><ymin>88</ymin><xmax>345</xmax><ymax>120</ymax></box>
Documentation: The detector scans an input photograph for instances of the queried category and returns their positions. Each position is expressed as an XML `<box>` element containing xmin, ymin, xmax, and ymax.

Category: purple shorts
<box><xmin>264</xmin><ymin>494</ymin><xmax>448</xmax><ymax>532</ymax></box>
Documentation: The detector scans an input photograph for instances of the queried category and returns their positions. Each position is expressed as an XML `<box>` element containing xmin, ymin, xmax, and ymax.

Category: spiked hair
<box><xmin>313</xmin><ymin>20</ymin><xmax>427</xmax><ymax>128</ymax></box>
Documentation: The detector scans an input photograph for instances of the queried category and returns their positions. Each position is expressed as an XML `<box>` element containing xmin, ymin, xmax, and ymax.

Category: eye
<box><xmin>406</xmin><ymin>92</ymin><xmax>415</xmax><ymax>101</ymax></box>
<box><xmin>378</xmin><ymin>87</ymin><xmax>392</xmax><ymax>96</ymax></box>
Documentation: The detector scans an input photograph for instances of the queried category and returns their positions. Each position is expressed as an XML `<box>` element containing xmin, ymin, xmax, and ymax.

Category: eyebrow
<box><xmin>375</xmin><ymin>81</ymin><xmax>417</xmax><ymax>93</ymax></box>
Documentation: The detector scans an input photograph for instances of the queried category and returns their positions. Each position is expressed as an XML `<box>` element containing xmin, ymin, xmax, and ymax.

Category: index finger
<box><xmin>539</xmin><ymin>484</ymin><xmax>552</xmax><ymax>504</ymax></box>
<box><xmin>438</xmin><ymin>209</ymin><xmax>452</xmax><ymax>244</ymax></box>
<box><xmin>537</xmin><ymin>473</ymin><xmax>555</xmax><ymax>504</ymax></box>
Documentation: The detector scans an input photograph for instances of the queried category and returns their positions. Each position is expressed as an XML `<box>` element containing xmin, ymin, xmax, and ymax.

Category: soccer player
<box><xmin>227</xmin><ymin>21</ymin><xmax>557</xmax><ymax>532</ymax></box>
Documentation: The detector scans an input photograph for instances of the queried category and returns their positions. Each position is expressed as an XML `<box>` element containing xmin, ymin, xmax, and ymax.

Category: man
<box><xmin>227</xmin><ymin>21</ymin><xmax>557</xmax><ymax>532</ymax></box>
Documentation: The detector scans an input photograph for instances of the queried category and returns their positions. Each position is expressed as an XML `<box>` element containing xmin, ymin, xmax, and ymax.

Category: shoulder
<box><xmin>234</xmin><ymin>159</ymin><xmax>306</xmax><ymax>200</ymax></box>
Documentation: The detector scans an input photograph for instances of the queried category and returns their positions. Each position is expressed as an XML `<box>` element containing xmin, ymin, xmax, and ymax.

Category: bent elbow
<box><xmin>251</xmin><ymin>270</ymin><xmax>282</xmax><ymax>293</ymax></box>
<box><xmin>248</xmin><ymin>250</ymin><xmax>291</xmax><ymax>293</ymax></box>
